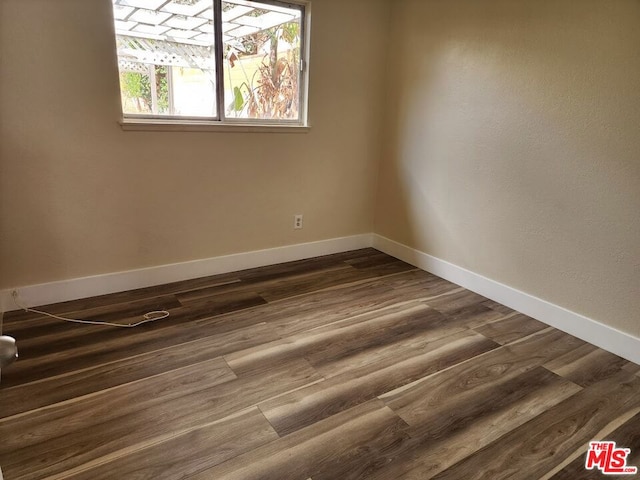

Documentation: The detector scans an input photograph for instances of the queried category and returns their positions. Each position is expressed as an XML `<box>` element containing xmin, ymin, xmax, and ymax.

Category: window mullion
<box><xmin>213</xmin><ymin>0</ymin><xmax>226</xmax><ymax>122</ymax></box>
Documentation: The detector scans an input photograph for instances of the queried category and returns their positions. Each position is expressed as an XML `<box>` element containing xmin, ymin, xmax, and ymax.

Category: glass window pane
<box><xmin>113</xmin><ymin>0</ymin><xmax>218</xmax><ymax>118</ymax></box>
<box><xmin>222</xmin><ymin>0</ymin><xmax>303</xmax><ymax>121</ymax></box>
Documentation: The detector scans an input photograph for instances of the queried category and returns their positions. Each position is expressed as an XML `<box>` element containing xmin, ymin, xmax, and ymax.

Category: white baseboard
<box><xmin>4</xmin><ymin>232</ymin><xmax>638</xmax><ymax>366</ymax></box>
<box><xmin>373</xmin><ymin>234</ymin><xmax>640</xmax><ymax>365</ymax></box>
<box><xmin>1</xmin><ymin>234</ymin><xmax>374</xmax><ymax>313</ymax></box>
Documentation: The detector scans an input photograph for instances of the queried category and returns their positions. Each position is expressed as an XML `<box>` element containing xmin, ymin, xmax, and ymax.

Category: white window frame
<box><xmin>114</xmin><ymin>0</ymin><xmax>311</xmax><ymax>132</ymax></box>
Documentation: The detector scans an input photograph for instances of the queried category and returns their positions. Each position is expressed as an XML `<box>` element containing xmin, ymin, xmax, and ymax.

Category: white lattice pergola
<box><xmin>113</xmin><ymin>0</ymin><xmax>300</xmax><ymax>72</ymax></box>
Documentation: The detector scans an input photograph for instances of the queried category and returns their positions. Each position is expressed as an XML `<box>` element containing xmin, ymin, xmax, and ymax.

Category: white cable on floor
<box><xmin>12</xmin><ymin>293</ymin><xmax>170</xmax><ymax>328</ymax></box>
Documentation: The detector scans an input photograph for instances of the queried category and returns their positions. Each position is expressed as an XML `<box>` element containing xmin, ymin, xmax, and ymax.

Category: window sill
<box><xmin>119</xmin><ymin>119</ymin><xmax>311</xmax><ymax>133</ymax></box>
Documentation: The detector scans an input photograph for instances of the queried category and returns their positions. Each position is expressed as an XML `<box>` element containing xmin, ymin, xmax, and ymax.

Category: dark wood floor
<box><xmin>1</xmin><ymin>248</ymin><xmax>640</xmax><ymax>480</ymax></box>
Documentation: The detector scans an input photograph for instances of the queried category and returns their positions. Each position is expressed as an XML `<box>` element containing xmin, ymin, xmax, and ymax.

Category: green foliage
<box><xmin>226</xmin><ymin>20</ymin><xmax>302</xmax><ymax>120</ymax></box>
<box><xmin>155</xmin><ymin>66</ymin><xmax>169</xmax><ymax>113</ymax></box>
<box><xmin>120</xmin><ymin>66</ymin><xmax>169</xmax><ymax>114</ymax></box>
<box><xmin>121</xmin><ymin>71</ymin><xmax>150</xmax><ymax>102</ymax></box>
<box><xmin>281</xmin><ymin>22</ymin><xmax>300</xmax><ymax>45</ymax></box>
<box><xmin>233</xmin><ymin>86</ymin><xmax>245</xmax><ymax>111</ymax></box>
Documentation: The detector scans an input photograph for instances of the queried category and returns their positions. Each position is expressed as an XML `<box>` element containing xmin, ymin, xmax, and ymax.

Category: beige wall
<box><xmin>376</xmin><ymin>0</ymin><xmax>640</xmax><ymax>335</ymax></box>
<box><xmin>2</xmin><ymin>0</ymin><xmax>638</xmax><ymax>339</ymax></box>
<box><xmin>0</xmin><ymin>0</ymin><xmax>389</xmax><ymax>288</ymax></box>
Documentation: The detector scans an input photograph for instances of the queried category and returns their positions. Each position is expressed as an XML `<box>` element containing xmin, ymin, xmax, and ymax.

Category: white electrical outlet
<box><xmin>294</xmin><ymin>214</ymin><xmax>303</xmax><ymax>229</ymax></box>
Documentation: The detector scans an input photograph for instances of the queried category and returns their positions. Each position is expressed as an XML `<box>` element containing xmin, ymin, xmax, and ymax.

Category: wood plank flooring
<box><xmin>1</xmin><ymin>248</ymin><xmax>639</xmax><ymax>479</ymax></box>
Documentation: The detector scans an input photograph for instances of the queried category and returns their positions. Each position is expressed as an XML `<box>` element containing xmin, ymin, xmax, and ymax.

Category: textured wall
<box><xmin>0</xmin><ymin>0</ymin><xmax>389</xmax><ymax>288</ymax></box>
<box><xmin>375</xmin><ymin>0</ymin><xmax>640</xmax><ymax>335</ymax></box>
<box><xmin>3</xmin><ymin>0</ymin><xmax>638</xmax><ymax>339</ymax></box>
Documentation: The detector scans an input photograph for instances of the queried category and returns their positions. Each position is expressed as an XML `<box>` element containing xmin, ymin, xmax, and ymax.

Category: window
<box><xmin>111</xmin><ymin>0</ymin><xmax>309</xmax><ymax>126</ymax></box>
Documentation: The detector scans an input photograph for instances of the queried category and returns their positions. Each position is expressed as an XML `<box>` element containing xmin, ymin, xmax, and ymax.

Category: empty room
<box><xmin>1</xmin><ymin>0</ymin><xmax>639</xmax><ymax>478</ymax></box>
